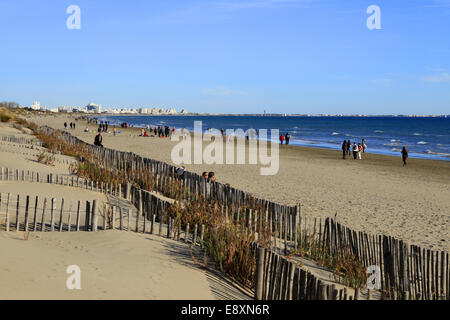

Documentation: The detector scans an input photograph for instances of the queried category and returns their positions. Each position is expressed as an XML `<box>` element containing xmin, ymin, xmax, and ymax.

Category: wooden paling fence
<box><xmin>253</xmin><ymin>244</ymin><xmax>359</xmax><ymax>300</ymax></box>
<box><xmin>32</xmin><ymin>125</ymin><xmax>449</xmax><ymax>300</ymax></box>
<box><xmin>1</xmin><ymin>135</ymin><xmax>43</xmax><ymax>146</ymax></box>
<box><xmin>0</xmin><ymin>193</ymin><xmax>94</xmax><ymax>232</ymax></box>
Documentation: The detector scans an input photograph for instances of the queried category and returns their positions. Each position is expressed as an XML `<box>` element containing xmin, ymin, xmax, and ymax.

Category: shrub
<box><xmin>0</xmin><ymin>113</ymin><xmax>12</xmax><ymax>122</ymax></box>
<box><xmin>37</xmin><ymin>151</ymin><xmax>55</xmax><ymax>166</ymax></box>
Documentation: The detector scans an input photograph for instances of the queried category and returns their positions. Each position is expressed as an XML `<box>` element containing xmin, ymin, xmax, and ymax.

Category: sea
<box><xmin>94</xmin><ymin>115</ymin><xmax>450</xmax><ymax>161</ymax></box>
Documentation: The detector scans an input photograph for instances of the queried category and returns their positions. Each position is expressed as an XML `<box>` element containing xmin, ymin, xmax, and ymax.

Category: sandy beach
<box><xmin>0</xmin><ymin>119</ymin><xmax>251</xmax><ymax>300</ymax></box>
<box><xmin>31</xmin><ymin>114</ymin><xmax>450</xmax><ymax>252</ymax></box>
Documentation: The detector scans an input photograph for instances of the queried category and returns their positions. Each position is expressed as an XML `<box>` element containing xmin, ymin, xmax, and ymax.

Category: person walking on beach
<box><xmin>401</xmin><ymin>146</ymin><xmax>408</xmax><ymax>166</ymax></box>
<box><xmin>94</xmin><ymin>132</ymin><xmax>103</xmax><ymax>147</ymax></box>
<box><xmin>352</xmin><ymin>142</ymin><xmax>358</xmax><ymax>160</ymax></box>
<box><xmin>113</xmin><ymin>127</ymin><xmax>117</xmax><ymax>136</ymax></box>
<box><xmin>280</xmin><ymin>134</ymin><xmax>285</xmax><ymax>145</ymax></box>
<box><xmin>358</xmin><ymin>143</ymin><xmax>362</xmax><ymax>160</ymax></box>
<box><xmin>347</xmin><ymin>140</ymin><xmax>351</xmax><ymax>156</ymax></box>
<box><xmin>64</xmin><ymin>122</ymin><xmax>67</xmax><ymax>130</ymax></box>
<box><xmin>285</xmin><ymin>132</ymin><xmax>291</xmax><ymax>145</ymax></box>
<box><xmin>362</xmin><ymin>139</ymin><xmax>367</xmax><ymax>153</ymax></box>
<box><xmin>342</xmin><ymin>140</ymin><xmax>347</xmax><ymax>159</ymax></box>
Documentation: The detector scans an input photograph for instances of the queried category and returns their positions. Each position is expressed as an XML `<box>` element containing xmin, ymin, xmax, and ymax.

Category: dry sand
<box><xmin>0</xmin><ymin>231</ymin><xmax>250</xmax><ymax>300</ymax></box>
<box><xmin>31</xmin><ymin>114</ymin><xmax>450</xmax><ymax>251</ymax></box>
<box><xmin>0</xmin><ymin>121</ymin><xmax>251</xmax><ymax>300</ymax></box>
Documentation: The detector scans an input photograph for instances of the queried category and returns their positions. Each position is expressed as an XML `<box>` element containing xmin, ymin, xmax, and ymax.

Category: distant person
<box><xmin>113</xmin><ymin>127</ymin><xmax>117</xmax><ymax>136</ymax></box>
<box><xmin>358</xmin><ymin>143</ymin><xmax>362</xmax><ymax>160</ymax></box>
<box><xmin>362</xmin><ymin>139</ymin><xmax>367</xmax><ymax>152</ymax></box>
<box><xmin>69</xmin><ymin>122</ymin><xmax>72</xmax><ymax>129</ymax></box>
<box><xmin>279</xmin><ymin>134</ymin><xmax>285</xmax><ymax>145</ymax></box>
<box><xmin>352</xmin><ymin>142</ymin><xmax>358</xmax><ymax>160</ymax></box>
<box><xmin>202</xmin><ymin>171</ymin><xmax>208</xmax><ymax>179</ymax></box>
<box><xmin>94</xmin><ymin>132</ymin><xmax>103</xmax><ymax>147</ymax></box>
<box><xmin>285</xmin><ymin>132</ymin><xmax>291</xmax><ymax>145</ymax></box>
<box><xmin>347</xmin><ymin>140</ymin><xmax>351</xmax><ymax>156</ymax></box>
<box><xmin>73</xmin><ymin>122</ymin><xmax>76</xmax><ymax>130</ymax></box>
<box><xmin>208</xmin><ymin>172</ymin><xmax>216</xmax><ymax>181</ymax></box>
<box><xmin>342</xmin><ymin>140</ymin><xmax>347</xmax><ymax>159</ymax></box>
<box><xmin>401</xmin><ymin>146</ymin><xmax>408</xmax><ymax>166</ymax></box>
<box><xmin>176</xmin><ymin>166</ymin><xmax>186</xmax><ymax>180</ymax></box>
<box><xmin>64</xmin><ymin>122</ymin><xmax>67</xmax><ymax>130</ymax></box>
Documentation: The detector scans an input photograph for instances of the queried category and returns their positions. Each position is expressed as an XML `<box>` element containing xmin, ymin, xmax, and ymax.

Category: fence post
<box><xmin>255</xmin><ymin>246</ymin><xmax>265</xmax><ymax>300</ymax></box>
<box><xmin>5</xmin><ymin>193</ymin><xmax>11</xmax><ymax>232</ymax></box>
<box><xmin>91</xmin><ymin>200</ymin><xmax>98</xmax><ymax>232</ymax></box>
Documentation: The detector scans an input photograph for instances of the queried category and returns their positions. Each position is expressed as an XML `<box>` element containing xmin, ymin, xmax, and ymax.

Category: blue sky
<box><xmin>0</xmin><ymin>0</ymin><xmax>449</xmax><ymax>114</ymax></box>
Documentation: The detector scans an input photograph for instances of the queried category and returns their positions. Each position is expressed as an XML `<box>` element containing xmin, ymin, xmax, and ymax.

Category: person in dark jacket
<box><xmin>401</xmin><ymin>146</ymin><xmax>408</xmax><ymax>166</ymax></box>
<box><xmin>342</xmin><ymin>140</ymin><xmax>347</xmax><ymax>159</ymax></box>
<box><xmin>285</xmin><ymin>132</ymin><xmax>291</xmax><ymax>145</ymax></box>
<box><xmin>94</xmin><ymin>132</ymin><xmax>103</xmax><ymax>147</ymax></box>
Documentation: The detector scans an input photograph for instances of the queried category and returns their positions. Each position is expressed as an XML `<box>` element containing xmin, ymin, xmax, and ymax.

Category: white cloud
<box><xmin>201</xmin><ymin>86</ymin><xmax>247</xmax><ymax>96</ymax></box>
<box><xmin>422</xmin><ymin>71</ymin><xmax>450</xmax><ymax>83</ymax></box>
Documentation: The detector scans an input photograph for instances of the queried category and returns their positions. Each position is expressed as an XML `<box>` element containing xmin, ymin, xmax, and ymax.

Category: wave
<box><xmin>331</xmin><ymin>132</ymin><xmax>340</xmax><ymax>136</ymax></box>
<box><xmin>374</xmin><ymin>130</ymin><xmax>384</xmax><ymax>133</ymax></box>
<box><xmin>426</xmin><ymin>150</ymin><xmax>450</xmax><ymax>157</ymax></box>
<box><xmin>391</xmin><ymin>148</ymin><xmax>401</xmax><ymax>152</ymax></box>
<box><xmin>413</xmin><ymin>133</ymin><xmax>422</xmax><ymax>136</ymax></box>
<box><xmin>417</xmin><ymin>141</ymin><xmax>428</xmax><ymax>145</ymax></box>
<box><xmin>390</xmin><ymin>139</ymin><xmax>400</xmax><ymax>142</ymax></box>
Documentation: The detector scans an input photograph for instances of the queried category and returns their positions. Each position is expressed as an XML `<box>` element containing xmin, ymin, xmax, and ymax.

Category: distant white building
<box><xmin>86</xmin><ymin>102</ymin><xmax>101</xmax><ymax>113</ymax></box>
<box><xmin>30</xmin><ymin>101</ymin><xmax>41</xmax><ymax>110</ymax></box>
<box><xmin>180</xmin><ymin>109</ymin><xmax>188</xmax><ymax>114</ymax></box>
<box><xmin>139</xmin><ymin>108</ymin><xmax>150</xmax><ymax>114</ymax></box>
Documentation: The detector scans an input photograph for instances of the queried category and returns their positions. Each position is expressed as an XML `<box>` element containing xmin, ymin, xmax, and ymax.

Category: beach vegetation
<box><xmin>37</xmin><ymin>151</ymin><xmax>55</xmax><ymax>166</ymax></box>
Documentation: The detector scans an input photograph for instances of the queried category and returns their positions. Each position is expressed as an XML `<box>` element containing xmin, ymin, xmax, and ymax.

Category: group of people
<box><xmin>279</xmin><ymin>132</ymin><xmax>291</xmax><ymax>145</ymax></box>
<box><xmin>341</xmin><ymin>139</ymin><xmax>410</xmax><ymax>166</ymax></box>
<box><xmin>140</xmin><ymin>126</ymin><xmax>173</xmax><ymax>138</ymax></box>
<box><xmin>98</xmin><ymin>121</ymin><xmax>109</xmax><ymax>133</ymax></box>
<box><xmin>174</xmin><ymin>167</ymin><xmax>217</xmax><ymax>182</ymax></box>
<box><xmin>202</xmin><ymin>171</ymin><xmax>216</xmax><ymax>181</ymax></box>
<box><xmin>341</xmin><ymin>139</ymin><xmax>367</xmax><ymax>160</ymax></box>
<box><xmin>63</xmin><ymin>122</ymin><xmax>76</xmax><ymax>130</ymax></box>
